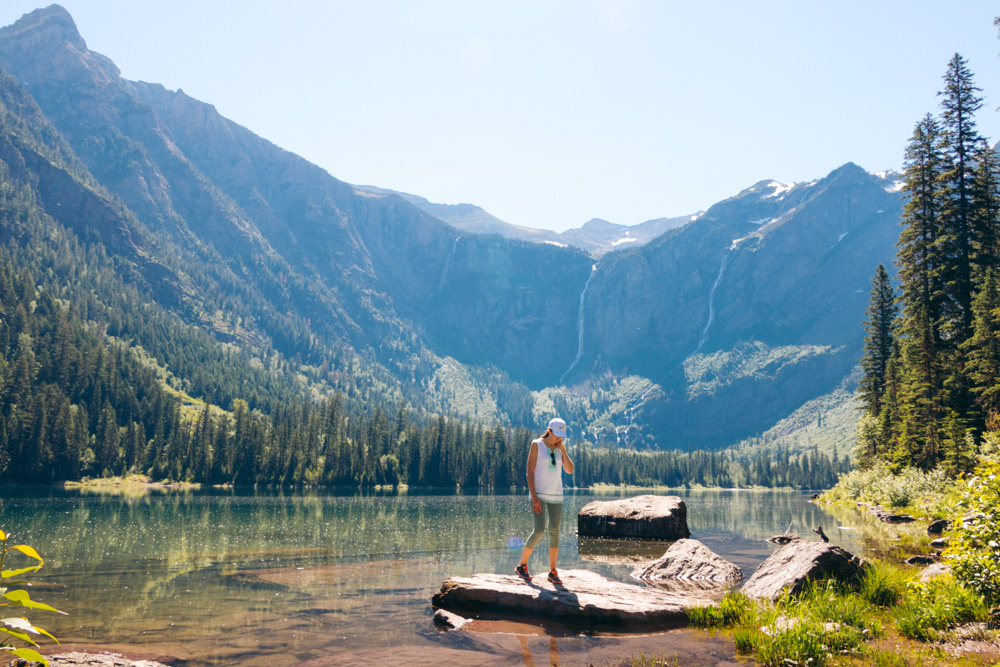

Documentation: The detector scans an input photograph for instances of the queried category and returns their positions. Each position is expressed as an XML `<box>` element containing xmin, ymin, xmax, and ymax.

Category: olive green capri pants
<box><xmin>525</xmin><ymin>500</ymin><xmax>563</xmax><ymax>549</ymax></box>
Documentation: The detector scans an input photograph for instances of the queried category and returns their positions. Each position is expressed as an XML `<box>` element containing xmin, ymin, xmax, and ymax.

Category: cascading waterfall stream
<box><xmin>691</xmin><ymin>248</ymin><xmax>732</xmax><ymax>357</ymax></box>
<box><xmin>426</xmin><ymin>236</ymin><xmax>461</xmax><ymax>303</ymax></box>
<box><xmin>560</xmin><ymin>264</ymin><xmax>598</xmax><ymax>385</ymax></box>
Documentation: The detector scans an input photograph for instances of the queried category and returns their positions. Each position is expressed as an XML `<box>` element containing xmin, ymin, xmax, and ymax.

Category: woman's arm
<box><xmin>526</xmin><ymin>440</ymin><xmax>541</xmax><ymax>513</ymax></box>
<box><xmin>559</xmin><ymin>442</ymin><xmax>575</xmax><ymax>474</ymax></box>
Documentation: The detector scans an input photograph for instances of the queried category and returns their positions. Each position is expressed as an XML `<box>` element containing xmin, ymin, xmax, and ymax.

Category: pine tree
<box><xmin>971</xmin><ymin>141</ymin><xmax>1000</xmax><ymax>280</ymax></box>
<box><xmin>897</xmin><ymin>114</ymin><xmax>946</xmax><ymax>348</ymax></box>
<box><xmin>966</xmin><ymin>269</ymin><xmax>1000</xmax><ymax>429</ymax></box>
<box><xmin>897</xmin><ymin>301</ymin><xmax>944</xmax><ymax>469</ymax></box>
<box><xmin>937</xmin><ymin>53</ymin><xmax>985</xmax><ymax>344</ymax></box>
<box><xmin>859</xmin><ymin>264</ymin><xmax>898</xmax><ymax>418</ymax></box>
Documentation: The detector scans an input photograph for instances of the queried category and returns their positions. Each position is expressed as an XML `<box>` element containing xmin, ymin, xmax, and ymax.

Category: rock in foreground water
<box><xmin>742</xmin><ymin>541</ymin><xmax>866</xmax><ymax>601</ymax></box>
<box><xmin>432</xmin><ymin>569</ymin><xmax>712</xmax><ymax>629</ymax></box>
<box><xmin>577</xmin><ymin>495</ymin><xmax>690</xmax><ymax>540</ymax></box>
<box><xmin>631</xmin><ymin>538</ymin><xmax>742</xmax><ymax>585</ymax></box>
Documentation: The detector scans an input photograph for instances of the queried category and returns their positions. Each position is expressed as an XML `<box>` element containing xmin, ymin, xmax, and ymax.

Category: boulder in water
<box><xmin>577</xmin><ymin>495</ymin><xmax>690</xmax><ymax>540</ymax></box>
<box><xmin>630</xmin><ymin>538</ymin><xmax>742</xmax><ymax>585</ymax></box>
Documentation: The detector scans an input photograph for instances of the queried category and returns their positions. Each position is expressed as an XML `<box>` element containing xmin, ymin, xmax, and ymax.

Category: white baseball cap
<box><xmin>548</xmin><ymin>418</ymin><xmax>567</xmax><ymax>438</ymax></box>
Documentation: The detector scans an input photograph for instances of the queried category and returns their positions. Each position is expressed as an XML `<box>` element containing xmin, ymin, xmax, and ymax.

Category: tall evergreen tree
<box><xmin>937</xmin><ymin>53</ymin><xmax>985</xmax><ymax>343</ymax></box>
<box><xmin>859</xmin><ymin>264</ymin><xmax>898</xmax><ymax>419</ymax></box>
<box><xmin>897</xmin><ymin>114</ymin><xmax>946</xmax><ymax>348</ymax></box>
<box><xmin>966</xmin><ymin>269</ymin><xmax>1000</xmax><ymax>429</ymax></box>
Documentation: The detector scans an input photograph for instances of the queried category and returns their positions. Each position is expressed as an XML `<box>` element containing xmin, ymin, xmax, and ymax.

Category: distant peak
<box><xmin>2</xmin><ymin>4</ymin><xmax>85</xmax><ymax>49</ymax></box>
<box><xmin>580</xmin><ymin>218</ymin><xmax>618</xmax><ymax>231</ymax></box>
<box><xmin>824</xmin><ymin>162</ymin><xmax>872</xmax><ymax>187</ymax></box>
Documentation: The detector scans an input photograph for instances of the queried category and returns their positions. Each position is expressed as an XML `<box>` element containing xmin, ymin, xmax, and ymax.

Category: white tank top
<box><xmin>532</xmin><ymin>438</ymin><xmax>563</xmax><ymax>503</ymax></box>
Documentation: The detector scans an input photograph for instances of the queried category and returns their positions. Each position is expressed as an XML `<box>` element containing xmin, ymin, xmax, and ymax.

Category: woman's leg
<box><xmin>519</xmin><ymin>501</ymin><xmax>549</xmax><ymax>566</ymax></box>
<box><xmin>546</xmin><ymin>502</ymin><xmax>563</xmax><ymax>571</ymax></box>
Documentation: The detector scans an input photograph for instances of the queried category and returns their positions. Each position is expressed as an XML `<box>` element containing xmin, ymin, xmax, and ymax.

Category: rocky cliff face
<box><xmin>0</xmin><ymin>5</ymin><xmax>904</xmax><ymax>450</ymax></box>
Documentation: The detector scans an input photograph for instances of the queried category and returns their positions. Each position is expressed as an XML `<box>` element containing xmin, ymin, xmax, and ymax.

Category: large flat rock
<box><xmin>577</xmin><ymin>495</ymin><xmax>690</xmax><ymax>540</ymax></box>
<box><xmin>742</xmin><ymin>541</ymin><xmax>867</xmax><ymax>601</ymax></box>
<box><xmin>432</xmin><ymin>569</ymin><xmax>712</xmax><ymax>629</ymax></box>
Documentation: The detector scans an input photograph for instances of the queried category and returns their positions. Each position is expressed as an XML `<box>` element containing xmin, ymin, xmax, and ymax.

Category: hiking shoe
<box><xmin>547</xmin><ymin>569</ymin><xmax>563</xmax><ymax>585</ymax></box>
<box><xmin>515</xmin><ymin>564</ymin><xmax>531</xmax><ymax>580</ymax></box>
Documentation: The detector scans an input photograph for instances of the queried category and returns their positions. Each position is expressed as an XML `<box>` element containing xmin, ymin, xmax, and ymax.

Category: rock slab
<box><xmin>577</xmin><ymin>495</ymin><xmax>690</xmax><ymax>540</ymax></box>
<box><xmin>920</xmin><ymin>563</ymin><xmax>952</xmax><ymax>583</ymax></box>
<box><xmin>432</xmin><ymin>569</ymin><xmax>712</xmax><ymax>629</ymax></box>
<box><xmin>631</xmin><ymin>538</ymin><xmax>742</xmax><ymax>584</ymax></box>
<box><xmin>742</xmin><ymin>541</ymin><xmax>867</xmax><ymax>602</ymax></box>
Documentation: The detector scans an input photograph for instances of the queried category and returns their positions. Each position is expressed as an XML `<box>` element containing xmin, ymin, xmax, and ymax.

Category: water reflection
<box><xmin>0</xmin><ymin>487</ymin><xmax>918</xmax><ymax>666</ymax></box>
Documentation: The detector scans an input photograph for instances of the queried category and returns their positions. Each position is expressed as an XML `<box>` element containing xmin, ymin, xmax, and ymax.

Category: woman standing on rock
<box><xmin>516</xmin><ymin>417</ymin><xmax>575</xmax><ymax>584</ymax></box>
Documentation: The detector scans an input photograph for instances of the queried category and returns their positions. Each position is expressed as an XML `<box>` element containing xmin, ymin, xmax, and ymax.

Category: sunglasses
<box><xmin>550</xmin><ymin>449</ymin><xmax>556</xmax><ymax>465</ymax></box>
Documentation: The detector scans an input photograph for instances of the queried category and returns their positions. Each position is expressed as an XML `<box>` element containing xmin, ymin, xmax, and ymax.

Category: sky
<box><xmin>2</xmin><ymin>2</ymin><xmax>999</xmax><ymax>232</ymax></box>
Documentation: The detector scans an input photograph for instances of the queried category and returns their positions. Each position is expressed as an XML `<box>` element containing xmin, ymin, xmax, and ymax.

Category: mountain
<box><xmin>353</xmin><ymin>184</ymin><xmax>695</xmax><ymax>256</ymax></box>
<box><xmin>0</xmin><ymin>5</ymin><xmax>904</xmax><ymax>456</ymax></box>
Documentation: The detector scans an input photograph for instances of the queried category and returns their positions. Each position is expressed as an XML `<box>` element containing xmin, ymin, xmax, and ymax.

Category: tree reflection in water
<box><xmin>0</xmin><ymin>487</ymin><xmax>884</xmax><ymax>666</ymax></box>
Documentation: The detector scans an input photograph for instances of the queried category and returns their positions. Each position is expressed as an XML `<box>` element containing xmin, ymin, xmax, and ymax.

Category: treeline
<box><xmin>0</xmin><ymin>252</ymin><xmax>844</xmax><ymax>488</ymax></box>
<box><xmin>858</xmin><ymin>54</ymin><xmax>1000</xmax><ymax>474</ymax></box>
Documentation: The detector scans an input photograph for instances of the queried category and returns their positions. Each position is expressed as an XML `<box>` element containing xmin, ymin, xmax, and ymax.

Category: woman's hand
<box><xmin>531</xmin><ymin>495</ymin><xmax>542</xmax><ymax>514</ymax></box>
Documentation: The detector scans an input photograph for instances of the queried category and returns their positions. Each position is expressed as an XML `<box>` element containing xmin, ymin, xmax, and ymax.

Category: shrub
<box><xmin>0</xmin><ymin>529</ymin><xmax>65</xmax><ymax>667</ymax></box>
<box><xmin>947</xmin><ymin>460</ymin><xmax>1000</xmax><ymax>605</ymax></box>
<box><xmin>826</xmin><ymin>461</ymin><xmax>951</xmax><ymax>509</ymax></box>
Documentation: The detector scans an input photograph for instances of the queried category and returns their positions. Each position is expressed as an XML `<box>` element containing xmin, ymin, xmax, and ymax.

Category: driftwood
<box><xmin>812</xmin><ymin>526</ymin><xmax>830</xmax><ymax>543</ymax></box>
<box><xmin>767</xmin><ymin>521</ymin><xmax>800</xmax><ymax>545</ymax></box>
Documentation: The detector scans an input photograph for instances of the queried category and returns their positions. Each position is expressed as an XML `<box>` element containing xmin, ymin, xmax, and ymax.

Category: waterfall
<box><xmin>560</xmin><ymin>264</ymin><xmax>598</xmax><ymax>384</ymax></box>
<box><xmin>692</xmin><ymin>249</ymin><xmax>732</xmax><ymax>357</ymax></box>
<box><xmin>439</xmin><ymin>236</ymin><xmax>460</xmax><ymax>291</ymax></box>
<box><xmin>426</xmin><ymin>236</ymin><xmax>460</xmax><ymax>303</ymax></box>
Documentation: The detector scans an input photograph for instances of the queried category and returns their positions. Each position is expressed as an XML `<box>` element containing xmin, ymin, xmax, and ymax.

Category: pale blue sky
<box><xmin>2</xmin><ymin>2</ymin><xmax>998</xmax><ymax>231</ymax></box>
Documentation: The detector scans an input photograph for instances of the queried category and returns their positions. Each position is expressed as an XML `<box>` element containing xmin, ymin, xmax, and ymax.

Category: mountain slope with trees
<box><xmin>0</xmin><ymin>5</ymin><xmax>911</xmax><ymax>463</ymax></box>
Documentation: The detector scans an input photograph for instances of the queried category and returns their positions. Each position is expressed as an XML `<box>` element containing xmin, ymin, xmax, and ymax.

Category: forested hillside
<box><xmin>0</xmin><ymin>5</ymin><xmax>925</xmax><ymax>486</ymax></box>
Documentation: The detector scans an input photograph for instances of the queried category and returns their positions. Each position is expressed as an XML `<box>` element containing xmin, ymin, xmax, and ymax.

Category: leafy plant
<box><xmin>0</xmin><ymin>529</ymin><xmax>65</xmax><ymax>667</ymax></box>
<box><xmin>947</xmin><ymin>460</ymin><xmax>1000</xmax><ymax>605</ymax></box>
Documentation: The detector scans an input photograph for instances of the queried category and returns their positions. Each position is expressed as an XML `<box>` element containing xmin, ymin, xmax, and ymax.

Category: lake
<box><xmin>0</xmin><ymin>487</ymin><xmax>923</xmax><ymax>666</ymax></box>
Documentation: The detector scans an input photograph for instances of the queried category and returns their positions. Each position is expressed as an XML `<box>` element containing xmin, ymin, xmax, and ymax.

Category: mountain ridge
<box><xmin>0</xmin><ymin>4</ymin><xmax>904</xmax><ymax>453</ymax></box>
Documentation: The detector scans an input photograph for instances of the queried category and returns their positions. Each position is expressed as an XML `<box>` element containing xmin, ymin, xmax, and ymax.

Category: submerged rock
<box><xmin>630</xmin><ymin>538</ymin><xmax>742</xmax><ymax>585</ymax></box>
<box><xmin>42</xmin><ymin>654</ymin><xmax>170</xmax><ymax>667</ymax></box>
<box><xmin>433</xmin><ymin>608</ymin><xmax>469</xmax><ymax>631</ymax></box>
<box><xmin>577</xmin><ymin>495</ymin><xmax>690</xmax><ymax>540</ymax></box>
<box><xmin>432</xmin><ymin>569</ymin><xmax>712</xmax><ymax>629</ymax></box>
<box><xmin>742</xmin><ymin>541</ymin><xmax>866</xmax><ymax>601</ymax></box>
<box><xmin>870</xmin><ymin>506</ymin><xmax>916</xmax><ymax>523</ymax></box>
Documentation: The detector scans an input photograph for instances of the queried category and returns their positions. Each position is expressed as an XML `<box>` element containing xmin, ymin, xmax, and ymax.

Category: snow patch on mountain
<box><xmin>765</xmin><ymin>181</ymin><xmax>795</xmax><ymax>198</ymax></box>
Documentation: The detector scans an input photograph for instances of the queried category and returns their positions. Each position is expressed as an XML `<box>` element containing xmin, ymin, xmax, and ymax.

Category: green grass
<box><xmin>687</xmin><ymin>562</ymin><xmax>993</xmax><ymax>667</ymax></box>
<box><xmin>686</xmin><ymin>590</ymin><xmax>755</xmax><ymax>627</ymax></box>
<box><xmin>860</xmin><ymin>560</ymin><xmax>910</xmax><ymax>608</ymax></box>
<box><xmin>892</xmin><ymin>577</ymin><xmax>987</xmax><ymax>641</ymax></box>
